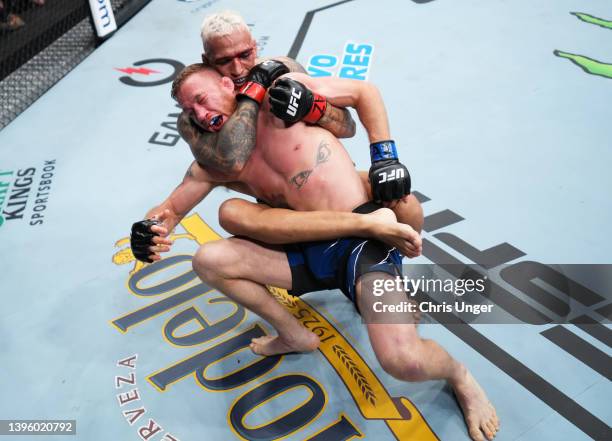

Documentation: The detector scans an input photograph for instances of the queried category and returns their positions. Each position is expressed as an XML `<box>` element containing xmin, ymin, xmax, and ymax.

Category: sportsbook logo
<box><xmin>116</xmin><ymin>59</ymin><xmax>185</xmax><ymax>87</ymax></box>
<box><xmin>0</xmin><ymin>160</ymin><xmax>57</xmax><ymax>228</ymax></box>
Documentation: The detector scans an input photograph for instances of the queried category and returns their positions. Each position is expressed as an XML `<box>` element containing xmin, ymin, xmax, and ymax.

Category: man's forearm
<box><xmin>144</xmin><ymin>163</ymin><xmax>216</xmax><ymax>232</ymax></box>
<box><xmin>318</xmin><ymin>104</ymin><xmax>356</xmax><ymax>138</ymax></box>
<box><xmin>221</xmin><ymin>200</ymin><xmax>375</xmax><ymax>244</ymax></box>
<box><xmin>269</xmin><ymin>57</ymin><xmax>356</xmax><ymax>138</ymax></box>
<box><xmin>354</xmin><ymin>82</ymin><xmax>390</xmax><ymax>143</ymax></box>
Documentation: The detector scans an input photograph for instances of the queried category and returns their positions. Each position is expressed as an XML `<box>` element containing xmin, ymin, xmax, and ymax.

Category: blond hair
<box><xmin>200</xmin><ymin>10</ymin><xmax>250</xmax><ymax>54</ymax></box>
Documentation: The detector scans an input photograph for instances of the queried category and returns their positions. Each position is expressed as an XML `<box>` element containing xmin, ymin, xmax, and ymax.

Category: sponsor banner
<box><xmin>308</xmin><ymin>42</ymin><xmax>374</xmax><ymax>80</ymax></box>
<box><xmin>89</xmin><ymin>0</ymin><xmax>117</xmax><ymax>38</ymax></box>
<box><xmin>0</xmin><ymin>160</ymin><xmax>57</xmax><ymax>228</ymax></box>
<box><xmin>111</xmin><ymin>214</ymin><xmax>438</xmax><ymax>440</ymax></box>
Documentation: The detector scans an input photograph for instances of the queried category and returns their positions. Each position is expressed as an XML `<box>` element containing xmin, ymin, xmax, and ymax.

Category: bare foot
<box><xmin>451</xmin><ymin>365</ymin><xmax>500</xmax><ymax>441</ymax></box>
<box><xmin>250</xmin><ymin>329</ymin><xmax>320</xmax><ymax>356</ymax></box>
<box><xmin>364</xmin><ymin>208</ymin><xmax>422</xmax><ymax>257</ymax></box>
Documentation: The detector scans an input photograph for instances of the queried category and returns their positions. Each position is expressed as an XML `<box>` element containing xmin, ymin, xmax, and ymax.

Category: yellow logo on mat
<box><xmin>112</xmin><ymin>213</ymin><xmax>438</xmax><ymax>440</ymax></box>
<box><xmin>181</xmin><ymin>214</ymin><xmax>438</xmax><ymax>440</ymax></box>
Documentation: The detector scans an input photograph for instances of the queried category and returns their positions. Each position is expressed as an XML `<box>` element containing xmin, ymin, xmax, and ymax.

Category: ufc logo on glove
<box><xmin>377</xmin><ymin>168</ymin><xmax>405</xmax><ymax>183</ymax></box>
<box><xmin>286</xmin><ymin>88</ymin><xmax>302</xmax><ymax>116</ymax></box>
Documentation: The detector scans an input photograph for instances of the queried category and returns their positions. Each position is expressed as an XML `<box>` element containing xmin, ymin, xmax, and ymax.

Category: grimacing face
<box><xmin>177</xmin><ymin>70</ymin><xmax>236</xmax><ymax>132</ymax></box>
<box><xmin>204</xmin><ymin>28</ymin><xmax>257</xmax><ymax>90</ymax></box>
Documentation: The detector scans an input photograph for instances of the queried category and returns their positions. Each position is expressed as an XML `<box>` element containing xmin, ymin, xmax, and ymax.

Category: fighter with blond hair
<box><xmin>190</xmin><ymin>11</ymin><xmax>423</xmax><ymax>240</ymax></box>
<box><xmin>129</xmin><ymin>11</ymin><xmax>499</xmax><ymax>441</ymax></box>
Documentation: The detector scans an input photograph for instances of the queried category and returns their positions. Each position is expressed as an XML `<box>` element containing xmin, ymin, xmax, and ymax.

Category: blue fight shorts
<box><xmin>284</xmin><ymin>202</ymin><xmax>403</xmax><ymax>307</ymax></box>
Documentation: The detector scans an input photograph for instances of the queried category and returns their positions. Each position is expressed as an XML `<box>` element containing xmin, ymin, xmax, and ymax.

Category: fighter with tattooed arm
<box><xmin>130</xmin><ymin>56</ymin><xmax>499</xmax><ymax>441</ymax></box>
<box><xmin>129</xmin><ymin>11</ymin><xmax>499</xmax><ymax>441</ymax></box>
<box><xmin>177</xmin><ymin>11</ymin><xmax>423</xmax><ymax>241</ymax></box>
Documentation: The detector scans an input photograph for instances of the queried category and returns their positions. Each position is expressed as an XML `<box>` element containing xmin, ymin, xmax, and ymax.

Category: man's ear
<box><xmin>202</xmin><ymin>52</ymin><xmax>211</xmax><ymax>65</ymax></box>
<box><xmin>220</xmin><ymin>76</ymin><xmax>235</xmax><ymax>90</ymax></box>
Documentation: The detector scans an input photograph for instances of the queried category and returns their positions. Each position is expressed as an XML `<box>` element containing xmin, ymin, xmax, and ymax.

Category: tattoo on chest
<box><xmin>289</xmin><ymin>140</ymin><xmax>331</xmax><ymax>190</ymax></box>
<box><xmin>290</xmin><ymin>170</ymin><xmax>313</xmax><ymax>189</ymax></box>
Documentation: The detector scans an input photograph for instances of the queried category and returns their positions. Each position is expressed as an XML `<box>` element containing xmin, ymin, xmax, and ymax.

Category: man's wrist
<box><xmin>238</xmin><ymin>82</ymin><xmax>266</xmax><ymax>104</ymax></box>
<box><xmin>370</xmin><ymin>140</ymin><xmax>397</xmax><ymax>163</ymax></box>
<box><xmin>303</xmin><ymin>93</ymin><xmax>327</xmax><ymax>124</ymax></box>
<box><xmin>358</xmin><ymin>214</ymin><xmax>378</xmax><ymax>238</ymax></box>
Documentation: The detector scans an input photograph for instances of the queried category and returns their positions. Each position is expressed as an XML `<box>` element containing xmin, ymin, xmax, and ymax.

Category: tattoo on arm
<box><xmin>183</xmin><ymin>163</ymin><xmax>194</xmax><ymax>180</ymax></box>
<box><xmin>271</xmin><ymin>56</ymin><xmax>307</xmax><ymax>74</ymax></box>
<box><xmin>318</xmin><ymin>105</ymin><xmax>356</xmax><ymax>138</ymax></box>
<box><xmin>289</xmin><ymin>140</ymin><xmax>331</xmax><ymax>189</ymax></box>
<box><xmin>215</xmin><ymin>99</ymin><xmax>259</xmax><ymax>171</ymax></box>
<box><xmin>265</xmin><ymin>56</ymin><xmax>354</xmax><ymax>138</ymax></box>
<box><xmin>178</xmin><ymin>100</ymin><xmax>259</xmax><ymax>174</ymax></box>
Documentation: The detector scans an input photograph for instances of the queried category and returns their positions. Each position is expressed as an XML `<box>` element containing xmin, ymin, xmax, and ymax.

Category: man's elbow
<box><xmin>344</xmin><ymin>114</ymin><xmax>357</xmax><ymax>138</ymax></box>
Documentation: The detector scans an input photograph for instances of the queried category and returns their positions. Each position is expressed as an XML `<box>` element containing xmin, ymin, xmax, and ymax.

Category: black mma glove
<box><xmin>268</xmin><ymin>77</ymin><xmax>328</xmax><ymax>124</ymax></box>
<box><xmin>368</xmin><ymin>140</ymin><xmax>411</xmax><ymax>202</ymax></box>
<box><xmin>130</xmin><ymin>219</ymin><xmax>161</xmax><ymax>263</ymax></box>
<box><xmin>237</xmin><ymin>60</ymin><xmax>289</xmax><ymax>105</ymax></box>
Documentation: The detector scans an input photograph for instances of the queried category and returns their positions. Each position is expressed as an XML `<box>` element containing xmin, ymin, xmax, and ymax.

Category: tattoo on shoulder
<box><xmin>214</xmin><ymin>100</ymin><xmax>258</xmax><ymax>171</ymax></box>
<box><xmin>177</xmin><ymin>102</ymin><xmax>258</xmax><ymax>175</ymax></box>
<box><xmin>289</xmin><ymin>140</ymin><xmax>332</xmax><ymax>190</ymax></box>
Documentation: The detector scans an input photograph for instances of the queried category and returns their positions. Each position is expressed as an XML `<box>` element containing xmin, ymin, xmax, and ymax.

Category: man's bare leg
<box><xmin>192</xmin><ymin>237</ymin><xmax>319</xmax><ymax>355</ymax></box>
<box><xmin>357</xmin><ymin>272</ymin><xmax>500</xmax><ymax>441</ymax></box>
<box><xmin>219</xmin><ymin>198</ymin><xmax>422</xmax><ymax>257</ymax></box>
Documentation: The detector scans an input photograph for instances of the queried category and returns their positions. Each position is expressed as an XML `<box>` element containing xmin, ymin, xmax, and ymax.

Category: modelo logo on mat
<box><xmin>110</xmin><ymin>216</ymin><xmax>437</xmax><ymax>440</ymax></box>
<box><xmin>308</xmin><ymin>42</ymin><xmax>374</xmax><ymax>80</ymax></box>
<box><xmin>0</xmin><ymin>160</ymin><xmax>57</xmax><ymax>227</ymax></box>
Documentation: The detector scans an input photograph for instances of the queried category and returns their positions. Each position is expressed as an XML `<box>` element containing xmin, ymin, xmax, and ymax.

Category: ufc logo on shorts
<box><xmin>286</xmin><ymin>88</ymin><xmax>302</xmax><ymax>117</ymax></box>
<box><xmin>377</xmin><ymin>168</ymin><xmax>405</xmax><ymax>183</ymax></box>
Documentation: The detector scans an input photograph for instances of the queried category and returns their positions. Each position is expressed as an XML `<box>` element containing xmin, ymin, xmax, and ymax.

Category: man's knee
<box><xmin>394</xmin><ymin>194</ymin><xmax>423</xmax><ymax>233</ymax></box>
<box><xmin>192</xmin><ymin>239</ymin><xmax>236</xmax><ymax>281</ymax></box>
<box><xmin>377</xmin><ymin>343</ymin><xmax>425</xmax><ymax>382</ymax></box>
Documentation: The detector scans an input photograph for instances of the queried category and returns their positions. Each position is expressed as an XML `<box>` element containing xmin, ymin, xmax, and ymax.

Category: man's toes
<box><xmin>491</xmin><ymin>409</ymin><xmax>500</xmax><ymax>429</ymax></box>
<box><xmin>484</xmin><ymin>421</ymin><xmax>496</xmax><ymax>439</ymax></box>
<box><xmin>480</xmin><ymin>423</ymin><xmax>493</xmax><ymax>441</ymax></box>
<box><xmin>468</xmin><ymin>424</ymin><xmax>485</xmax><ymax>441</ymax></box>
